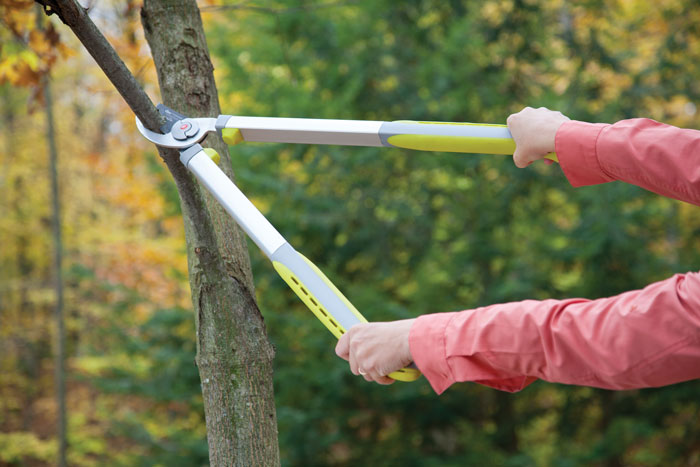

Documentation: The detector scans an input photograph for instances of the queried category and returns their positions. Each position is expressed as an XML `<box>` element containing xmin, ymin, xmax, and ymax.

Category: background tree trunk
<box><xmin>43</xmin><ymin>72</ymin><xmax>68</xmax><ymax>467</ymax></box>
<box><xmin>140</xmin><ymin>1</ymin><xmax>280</xmax><ymax>465</ymax></box>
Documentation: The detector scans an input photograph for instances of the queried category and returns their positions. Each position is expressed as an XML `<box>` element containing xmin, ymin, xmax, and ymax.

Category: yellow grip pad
<box><xmin>387</xmin><ymin>134</ymin><xmax>516</xmax><ymax>155</ymax></box>
<box><xmin>222</xmin><ymin>127</ymin><xmax>244</xmax><ymax>146</ymax></box>
<box><xmin>273</xmin><ymin>259</ymin><xmax>421</xmax><ymax>382</ymax></box>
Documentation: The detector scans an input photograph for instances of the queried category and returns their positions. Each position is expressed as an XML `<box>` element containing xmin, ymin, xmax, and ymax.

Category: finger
<box><xmin>349</xmin><ymin>344</ymin><xmax>360</xmax><ymax>376</ymax></box>
<box><xmin>367</xmin><ymin>371</ymin><xmax>387</xmax><ymax>384</ymax></box>
<box><xmin>335</xmin><ymin>334</ymin><xmax>350</xmax><ymax>360</ymax></box>
<box><xmin>375</xmin><ymin>375</ymin><xmax>395</xmax><ymax>385</ymax></box>
<box><xmin>362</xmin><ymin>373</ymin><xmax>373</xmax><ymax>382</ymax></box>
<box><xmin>349</xmin><ymin>354</ymin><xmax>359</xmax><ymax>375</ymax></box>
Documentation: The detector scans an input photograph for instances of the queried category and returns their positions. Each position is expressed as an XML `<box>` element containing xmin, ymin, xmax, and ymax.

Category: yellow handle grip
<box><xmin>380</xmin><ymin>121</ymin><xmax>558</xmax><ymax>162</ymax></box>
<box><xmin>271</xmin><ymin>246</ymin><xmax>421</xmax><ymax>382</ymax></box>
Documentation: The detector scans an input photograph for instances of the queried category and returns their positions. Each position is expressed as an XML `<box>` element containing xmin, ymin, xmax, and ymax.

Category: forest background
<box><xmin>1</xmin><ymin>0</ymin><xmax>700</xmax><ymax>465</ymax></box>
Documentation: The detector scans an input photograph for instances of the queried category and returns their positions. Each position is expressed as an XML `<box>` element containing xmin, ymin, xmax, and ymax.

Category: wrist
<box><xmin>400</xmin><ymin>318</ymin><xmax>416</xmax><ymax>363</ymax></box>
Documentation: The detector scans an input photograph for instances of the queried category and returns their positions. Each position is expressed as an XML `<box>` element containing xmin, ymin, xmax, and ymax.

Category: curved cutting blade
<box><xmin>135</xmin><ymin>116</ymin><xmax>217</xmax><ymax>149</ymax></box>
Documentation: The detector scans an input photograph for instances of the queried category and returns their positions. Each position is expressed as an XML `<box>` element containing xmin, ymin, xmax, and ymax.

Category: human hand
<box><xmin>335</xmin><ymin>319</ymin><xmax>416</xmax><ymax>385</ymax></box>
<box><xmin>507</xmin><ymin>107</ymin><xmax>570</xmax><ymax>168</ymax></box>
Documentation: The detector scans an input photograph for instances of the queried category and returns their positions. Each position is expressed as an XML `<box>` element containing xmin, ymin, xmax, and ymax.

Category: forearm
<box><xmin>410</xmin><ymin>272</ymin><xmax>700</xmax><ymax>394</ymax></box>
<box><xmin>557</xmin><ymin>119</ymin><xmax>700</xmax><ymax>205</ymax></box>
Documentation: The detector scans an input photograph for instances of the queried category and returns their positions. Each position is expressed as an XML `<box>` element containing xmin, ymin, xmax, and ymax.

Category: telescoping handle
<box><xmin>179</xmin><ymin>144</ymin><xmax>421</xmax><ymax>383</ymax></box>
<box><xmin>216</xmin><ymin>116</ymin><xmax>558</xmax><ymax>161</ymax></box>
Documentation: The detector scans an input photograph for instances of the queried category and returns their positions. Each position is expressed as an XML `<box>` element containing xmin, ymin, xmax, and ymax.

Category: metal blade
<box><xmin>135</xmin><ymin>116</ymin><xmax>218</xmax><ymax>149</ymax></box>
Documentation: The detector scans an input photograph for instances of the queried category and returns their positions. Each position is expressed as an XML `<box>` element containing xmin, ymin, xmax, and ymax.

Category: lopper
<box><xmin>136</xmin><ymin>105</ymin><xmax>558</xmax><ymax>383</ymax></box>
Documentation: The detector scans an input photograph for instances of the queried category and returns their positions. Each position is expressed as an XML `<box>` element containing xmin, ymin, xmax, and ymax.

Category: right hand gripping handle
<box><xmin>270</xmin><ymin>243</ymin><xmax>421</xmax><ymax>382</ymax></box>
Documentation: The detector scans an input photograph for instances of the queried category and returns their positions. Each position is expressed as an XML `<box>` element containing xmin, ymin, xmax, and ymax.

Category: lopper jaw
<box><xmin>133</xmin><ymin>103</ymin><xmax>427</xmax><ymax>383</ymax></box>
<box><xmin>135</xmin><ymin>104</ymin><xmax>218</xmax><ymax>149</ymax></box>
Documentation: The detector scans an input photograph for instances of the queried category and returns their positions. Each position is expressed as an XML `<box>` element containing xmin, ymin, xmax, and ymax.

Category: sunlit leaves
<box><xmin>0</xmin><ymin>0</ymin><xmax>72</xmax><ymax>93</ymax></box>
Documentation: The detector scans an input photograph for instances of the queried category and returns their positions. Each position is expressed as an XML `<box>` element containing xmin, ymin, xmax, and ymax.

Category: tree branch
<box><xmin>34</xmin><ymin>0</ymin><xmax>164</xmax><ymax>133</ymax></box>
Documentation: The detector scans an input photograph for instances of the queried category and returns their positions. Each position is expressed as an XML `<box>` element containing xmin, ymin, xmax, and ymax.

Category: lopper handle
<box><xmin>183</xmin><ymin>146</ymin><xmax>421</xmax><ymax>383</ymax></box>
<box><xmin>270</xmin><ymin>243</ymin><xmax>422</xmax><ymax>383</ymax></box>
<box><xmin>219</xmin><ymin>115</ymin><xmax>558</xmax><ymax>161</ymax></box>
<box><xmin>379</xmin><ymin>121</ymin><xmax>558</xmax><ymax>162</ymax></box>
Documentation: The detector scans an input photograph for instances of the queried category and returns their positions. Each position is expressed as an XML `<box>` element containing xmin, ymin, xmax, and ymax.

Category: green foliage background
<box><xmin>205</xmin><ymin>1</ymin><xmax>700</xmax><ymax>465</ymax></box>
<box><xmin>3</xmin><ymin>0</ymin><xmax>700</xmax><ymax>465</ymax></box>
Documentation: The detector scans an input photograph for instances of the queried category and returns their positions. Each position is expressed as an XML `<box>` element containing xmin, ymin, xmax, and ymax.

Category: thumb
<box><xmin>335</xmin><ymin>333</ymin><xmax>350</xmax><ymax>360</ymax></box>
<box><xmin>513</xmin><ymin>147</ymin><xmax>530</xmax><ymax>168</ymax></box>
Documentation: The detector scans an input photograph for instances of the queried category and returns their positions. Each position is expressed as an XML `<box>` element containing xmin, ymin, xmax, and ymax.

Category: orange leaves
<box><xmin>1</xmin><ymin>0</ymin><xmax>35</xmax><ymax>34</ymax></box>
<box><xmin>0</xmin><ymin>51</ymin><xmax>41</xmax><ymax>87</ymax></box>
<box><xmin>29</xmin><ymin>24</ymin><xmax>59</xmax><ymax>54</ymax></box>
<box><xmin>0</xmin><ymin>1</ymin><xmax>72</xmax><ymax>93</ymax></box>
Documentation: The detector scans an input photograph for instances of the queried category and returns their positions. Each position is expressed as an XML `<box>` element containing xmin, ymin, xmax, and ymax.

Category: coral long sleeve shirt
<box><xmin>409</xmin><ymin>119</ymin><xmax>700</xmax><ymax>394</ymax></box>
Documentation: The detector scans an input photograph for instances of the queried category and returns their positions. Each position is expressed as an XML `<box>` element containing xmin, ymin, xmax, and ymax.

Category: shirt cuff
<box><xmin>557</xmin><ymin>120</ymin><xmax>613</xmax><ymax>187</ymax></box>
<box><xmin>410</xmin><ymin>310</ymin><xmax>538</xmax><ymax>394</ymax></box>
<box><xmin>409</xmin><ymin>312</ymin><xmax>458</xmax><ymax>394</ymax></box>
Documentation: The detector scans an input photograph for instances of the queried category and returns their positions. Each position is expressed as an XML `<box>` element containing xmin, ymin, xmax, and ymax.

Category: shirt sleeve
<box><xmin>556</xmin><ymin>118</ymin><xmax>700</xmax><ymax>206</ymax></box>
<box><xmin>410</xmin><ymin>273</ymin><xmax>700</xmax><ymax>394</ymax></box>
<box><xmin>409</xmin><ymin>119</ymin><xmax>700</xmax><ymax>394</ymax></box>
<box><xmin>409</xmin><ymin>119</ymin><xmax>700</xmax><ymax>393</ymax></box>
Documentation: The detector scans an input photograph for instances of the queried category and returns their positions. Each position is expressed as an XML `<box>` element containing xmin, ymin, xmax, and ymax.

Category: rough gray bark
<box><xmin>36</xmin><ymin>0</ymin><xmax>280</xmax><ymax>464</ymax></box>
<box><xmin>140</xmin><ymin>2</ymin><xmax>279</xmax><ymax>464</ymax></box>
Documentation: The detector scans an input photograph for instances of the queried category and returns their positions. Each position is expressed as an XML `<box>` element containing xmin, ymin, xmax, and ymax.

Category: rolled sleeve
<box><xmin>408</xmin><ymin>273</ymin><xmax>700</xmax><ymax>395</ymax></box>
<box><xmin>556</xmin><ymin>120</ymin><xmax>612</xmax><ymax>186</ymax></box>
<box><xmin>410</xmin><ymin>311</ymin><xmax>537</xmax><ymax>394</ymax></box>
<box><xmin>409</xmin><ymin>312</ymin><xmax>456</xmax><ymax>394</ymax></box>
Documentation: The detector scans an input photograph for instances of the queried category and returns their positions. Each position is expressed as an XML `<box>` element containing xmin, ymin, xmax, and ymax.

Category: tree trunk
<box><xmin>38</xmin><ymin>6</ymin><xmax>68</xmax><ymax>464</ymax></box>
<box><xmin>43</xmin><ymin>71</ymin><xmax>68</xmax><ymax>467</ymax></box>
<box><xmin>140</xmin><ymin>1</ymin><xmax>280</xmax><ymax>465</ymax></box>
<box><xmin>35</xmin><ymin>0</ymin><xmax>280</xmax><ymax>463</ymax></box>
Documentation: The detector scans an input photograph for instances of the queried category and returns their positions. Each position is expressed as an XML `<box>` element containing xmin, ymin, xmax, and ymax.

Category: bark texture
<box><xmin>140</xmin><ymin>2</ymin><xmax>280</xmax><ymax>466</ymax></box>
<box><xmin>37</xmin><ymin>0</ymin><xmax>280</xmax><ymax>464</ymax></box>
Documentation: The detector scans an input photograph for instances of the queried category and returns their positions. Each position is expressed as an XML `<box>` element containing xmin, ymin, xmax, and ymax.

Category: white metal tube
<box><xmin>224</xmin><ymin>116</ymin><xmax>384</xmax><ymax>147</ymax></box>
<box><xmin>185</xmin><ymin>150</ymin><xmax>286</xmax><ymax>257</ymax></box>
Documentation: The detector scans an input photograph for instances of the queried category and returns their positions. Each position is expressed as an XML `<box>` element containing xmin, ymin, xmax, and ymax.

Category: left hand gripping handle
<box><xmin>270</xmin><ymin>243</ymin><xmax>421</xmax><ymax>382</ymax></box>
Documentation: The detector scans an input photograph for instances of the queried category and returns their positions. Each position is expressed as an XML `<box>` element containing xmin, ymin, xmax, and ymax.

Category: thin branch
<box><xmin>200</xmin><ymin>0</ymin><xmax>358</xmax><ymax>14</ymax></box>
<box><xmin>34</xmin><ymin>0</ymin><xmax>164</xmax><ymax>133</ymax></box>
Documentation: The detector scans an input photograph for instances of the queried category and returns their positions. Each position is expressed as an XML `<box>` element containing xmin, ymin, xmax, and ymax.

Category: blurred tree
<box><xmin>41</xmin><ymin>52</ymin><xmax>67</xmax><ymax>467</ymax></box>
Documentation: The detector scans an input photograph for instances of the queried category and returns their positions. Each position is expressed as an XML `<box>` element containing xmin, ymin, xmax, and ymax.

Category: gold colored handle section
<box><xmin>273</xmin><ymin>260</ymin><xmax>347</xmax><ymax>339</ymax></box>
<box><xmin>383</xmin><ymin>121</ymin><xmax>559</xmax><ymax>162</ymax></box>
<box><xmin>388</xmin><ymin>366</ymin><xmax>421</xmax><ymax>382</ymax></box>
<box><xmin>272</xmin><ymin>260</ymin><xmax>421</xmax><ymax>382</ymax></box>
<box><xmin>297</xmin><ymin>254</ymin><xmax>368</xmax><ymax>326</ymax></box>
<box><xmin>386</xmin><ymin>134</ymin><xmax>516</xmax><ymax>155</ymax></box>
